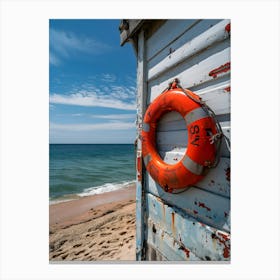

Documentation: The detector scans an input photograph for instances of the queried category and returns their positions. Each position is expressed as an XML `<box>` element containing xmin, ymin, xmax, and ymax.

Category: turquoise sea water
<box><xmin>49</xmin><ymin>144</ymin><xmax>135</xmax><ymax>203</ymax></box>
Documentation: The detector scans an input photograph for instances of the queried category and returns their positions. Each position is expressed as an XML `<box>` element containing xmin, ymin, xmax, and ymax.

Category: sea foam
<box><xmin>78</xmin><ymin>180</ymin><xmax>135</xmax><ymax>197</ymax></box>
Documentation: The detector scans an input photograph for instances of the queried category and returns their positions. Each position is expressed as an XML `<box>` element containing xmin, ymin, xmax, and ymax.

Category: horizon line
<box><xmin>49</xmin><ymin>143</ymin><xmax>134</xmax><ymax>144</ymax></box>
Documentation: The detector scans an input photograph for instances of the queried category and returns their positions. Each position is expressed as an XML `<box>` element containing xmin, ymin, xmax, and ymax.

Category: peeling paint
<box><xmin>225</xmin><ymin>23</ymin><xmax>230</xmax><ymax>33</ymax></box>
<box><xmin>225</xmin><ymin>167</ymin><xmax>230</xmax><ymax>181</ymax></box>
<box><xmin>209</xmin><ymin>62</ymin><xmax>230</xmax><ymax>78</ymax></box>
<box><xmin>182</xmin><ymin>247</ymin><xmax>190</xmax><ymax>258</ymax></box>
<box><xmin>224</xmin><ymin>86</ymin><xmax>231</xmax><ymax>92</ymax></box>
<box><xmin>218</xmin><ymin>232</ymin><xmax>230</xmax><ymax>241</ymax></box>
<box><xmin>212</xmin><ymin>232</ymin><xmax>230</xmax><ymax>258</ymax></box>
<box><xmin>137</xmin><ymin>155</ymin><xmax>142</xmax><ymax>181</ymax></box>
<box><xmin>198</xmin><ymin>202</ymin><xmax>211</xmax><ymax>212</ymax></box>
<box><xmin>178</xmin><ymin>239</ymin><xmax>191</xmax><ymax>259</ymax></box>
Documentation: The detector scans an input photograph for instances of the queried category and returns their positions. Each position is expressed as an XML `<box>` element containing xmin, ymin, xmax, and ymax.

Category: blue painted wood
<box><xmin>136</xmin><ymin>181</ymin><xmax>144</xmax><ymax>260</ymax></box>
<box><xmin>146</xmin><ymin>193</ymin><xmax>230</xmax><ymax>261</ymax></box>
<box><xmin>146</xmin><ymin>174</ymin><xmax>230</xmax><ymax>232</ymax></box>
<box><xmin>146</xmin><ymin>218</ymin><xmax>201</xmax><ymax>261</ymax></box>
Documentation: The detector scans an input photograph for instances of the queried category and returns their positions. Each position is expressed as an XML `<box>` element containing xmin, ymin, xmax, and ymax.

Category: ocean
<box><xmin>49</xmin><ymin>144</ymin><xmax>135</xmax><ymax>203</ymax></box>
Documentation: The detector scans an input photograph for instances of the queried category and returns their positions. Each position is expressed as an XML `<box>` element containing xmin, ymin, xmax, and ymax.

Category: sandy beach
<box><xmin>49</xmin><ymin>184</ymin><xmax>136</xmax><ymax>261</ymax></box>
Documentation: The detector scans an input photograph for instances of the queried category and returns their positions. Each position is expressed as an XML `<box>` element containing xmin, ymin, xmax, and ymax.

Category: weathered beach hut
<box><xmin>120</xmin><ymin>19</ymin><xmax>230</xmax><ymax>261</ymax></box>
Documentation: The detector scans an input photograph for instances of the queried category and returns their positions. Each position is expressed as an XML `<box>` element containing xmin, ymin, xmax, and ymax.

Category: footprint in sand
<box><xmin>111</xmin><ymin>227</ymin><xmax>120</xmax><ymax>231</ymax></box>
<box><xmin>51</xmin><ymin>252</ymin><xmax>61</xmax><ymax>258</ymax></box>
<box><xmin>107</xmin><ymin>238</ymin><xmax>119</xmax><ymax>244</ymax></box>
<box><xmin>100</xmin><ymin>232</ymin><xmax>111</xmax><ymax>236</ymax></box>
<box><xmin>88</xmin><ymin>242</ymin><xmax>96</xmax><ymax>248</ymax></box>
<box><xmin>49</xmin><ymin>243</ymin><xmax>55</xmax><ymax>251</ymax></box>
<box><xmin>104</xmin><ymin>210</ymin><xmax>114</xmax><ymax>215</ymax></box>
<box><xmin>98</xmin><ymin>250</ymin><xmax>110</xmax><ymax>257</ymax></box>
<box><xmin>90</xmin><ymin>208</ymin><xmax>100</xmax><ymax>213</ymax></box>
<box><xmin>119</xmin><ymin>231</ymin><xmax>127</xmax><ymax>236</ymax></box>
<box><xmin>73</xmin><ymin>243</ymin><xmax>82</xmax><ymax>248</ymax></box>
<box><xmin>61</xmin><ymin>254</ymin><xmax>69</xmax><ymax>260</ymax></box>
<box><xmin>74</xmin><ymin>249</ymin><xmax>85</xmax><ymax>256</ymax></box>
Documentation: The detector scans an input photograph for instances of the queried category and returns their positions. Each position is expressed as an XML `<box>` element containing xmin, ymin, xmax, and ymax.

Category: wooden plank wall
<box><xmin>140</xmin><ymin>19</ymin><xmax>231</xmax><ymax>261</ymax></box>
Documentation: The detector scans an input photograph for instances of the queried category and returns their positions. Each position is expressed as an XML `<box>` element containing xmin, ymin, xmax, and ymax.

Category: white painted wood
<box><xmin>156</xmin><ymin>105</ymin><xmax>230</xmax><ymax>133</ymax></box>
<box><xmin>147</xmin><ymin>19</ymin><xmax>222</xmax><ymax>69</ymax></box>
<box><xmin>146</xmin><ymin>19</ymin><xmax>199</xmax><ymax>61</ymax></box>
<box><xmin>157</xmin><ymin>129</ymin><xmax>188</xmax><ymax>146</ymax></box>
<box><xmin>196</xmin><ymin>81</ymin><xmax>231</xmax><ymax>115</ymax></box>
<box><xmin>148</xmin><ymin>19</ymin><xmax>230</xmax><ymax>81</ymax></box>
<box><xmin>148</xmin><ymin>44</ymin><xmax>230</xmax><ymax>103</ymax></box>
<box><xmin>156</xmin><ymin>120</ymin><xmax>230</xmax><ymax>145</ymax></box>
<box><xmin>158</xmin><ymin>150</ymin><xmax>186</xmax><ymax>165</ymax></box>
<box><xmin>196</xmin><ymin>157</ymin><xmax>230</xmax><ymax>197</ymax></box>
<box><xmin>135</xmin><ymin>30</ymin><xmax>146</xmax><ymax>260</ymax></box>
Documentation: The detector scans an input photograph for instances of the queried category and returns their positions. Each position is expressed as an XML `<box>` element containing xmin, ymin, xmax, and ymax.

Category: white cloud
<box><xmin>49</xmin><ymin>28</ymin><xmax>111</xmax><ymax>65</ymax></box>
<box><xmin>50</xmin><ymin>92</ymin><xmax>135</xmax><ymax>110</ymax></box>
<box><xmin>50</xmin><ymin>81</ymin><xmax>136</xmax><ymax>110</ymax></box>
<box><xmin>71</xmin><ymin>113</ymin><xmax>83</xmax><ymax>117</ymax></box>
<box><xmin>100</xmin><ymin>73</ymin><xmax>117</xmax><ymax>83</ymax></box>
<box><xmin>49</xmin><ymin>52</ymin><xmax>60</xmax><ymax>66</ymax></box>
<box><xmin>50</xmin><ymin>121</ymin><xmax>135</xmax><ymax>131</ymax></box>
<box><xmin>91</xmin><ymin>114</ymin><xmax>135</xmax><ymax>120</ymax></box>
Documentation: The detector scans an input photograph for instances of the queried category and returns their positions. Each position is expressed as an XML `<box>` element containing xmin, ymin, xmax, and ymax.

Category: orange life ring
<box><xmin>142</xmin><ymin>87</ymin><xmax>218</xmax><ymax>192</ymax></box>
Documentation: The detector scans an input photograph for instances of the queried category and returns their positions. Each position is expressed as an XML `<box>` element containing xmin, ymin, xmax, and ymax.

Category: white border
<box><xmin>0</xmin><ymin>0</ymin><xmax>279</xmax><ymax>279</ymax></box>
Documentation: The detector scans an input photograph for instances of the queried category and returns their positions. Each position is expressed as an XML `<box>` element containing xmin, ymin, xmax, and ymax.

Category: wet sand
<box><xmin>49</xmin><ymin>184</ymin><xmax>136</xmax><ymax>261</ymax></box>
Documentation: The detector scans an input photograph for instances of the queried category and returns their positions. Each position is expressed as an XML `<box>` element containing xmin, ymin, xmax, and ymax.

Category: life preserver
<box><xmin>142</xmin><ymin>87</ymin><xmax>218</xmax><ymax>192</ymax></box>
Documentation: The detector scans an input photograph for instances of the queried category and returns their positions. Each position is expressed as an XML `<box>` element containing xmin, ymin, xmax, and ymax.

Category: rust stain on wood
<box><xmin>171</xmin><ymin>212</ymin><xmax>175</xmax><ymax>235</ymax></box>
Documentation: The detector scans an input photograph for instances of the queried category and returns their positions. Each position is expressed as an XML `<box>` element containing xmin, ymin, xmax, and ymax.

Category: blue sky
<box><xmin>49</xmin><ymin>19</ymin><xmax>137</xmax><ymax>143</ymax></box>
